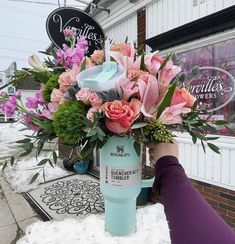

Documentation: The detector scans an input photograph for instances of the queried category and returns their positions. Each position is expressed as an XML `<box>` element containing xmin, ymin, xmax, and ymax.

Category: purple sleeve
<box><xmin>153</xmin><ymin>156</ymin><xmax>235</xmax><ymax>244</ymax></box>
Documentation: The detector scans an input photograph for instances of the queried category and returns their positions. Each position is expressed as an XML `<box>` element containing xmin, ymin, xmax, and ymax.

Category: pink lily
<box><xmin>138</xmin><ymin>75</ymin><xmax>161</xmax><ymax>118</ymax></box>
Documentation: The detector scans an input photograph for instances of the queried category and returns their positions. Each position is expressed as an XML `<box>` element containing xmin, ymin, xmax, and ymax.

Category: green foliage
<box><xmin>143</xmin><ymin>120</ymin><xmax>174</xmax><ymax>143</ymax></box>
<box><xmin>53</xmin><ymin>100</ymin><xmax>87</xmax><ymax>145</ymax></box>
<box><xmin>156</xmin><ymin>81</ymin><xmax>177</xmax><ymax>118</ymax></box>
<box><xmin>42</xmin><ymin>74</ymin><xmax>60</xmax><ymax>102</ymax></box>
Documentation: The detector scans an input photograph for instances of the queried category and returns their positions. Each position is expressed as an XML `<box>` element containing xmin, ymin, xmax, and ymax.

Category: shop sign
<box><xmin>188</xmin><ymin>66</ymin><xmax>235</xmax><ymax>112</ymax></box>
<box><xmin>46</xmin><ymin>7</ymin><xmax>105</xmax><ymax>56</ymax></box>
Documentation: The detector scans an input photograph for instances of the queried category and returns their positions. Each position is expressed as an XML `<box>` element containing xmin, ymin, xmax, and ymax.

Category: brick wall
<box><xmin>149</xmin><ymin>177</ymin><xmax>235</xmax><ymax>229</ymax></box>
<box><xmin>191</xmin><ymin>179</ymin><xmax>235</xmax><ymax>229</ymax></box>
<box><xmin>137</xmin><ymin>8</ymin><xmax>146</xmax><ymax>53</ymax></box>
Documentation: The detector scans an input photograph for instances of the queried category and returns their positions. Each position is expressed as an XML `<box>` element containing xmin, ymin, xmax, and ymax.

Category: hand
<box><xmin>145</xmin><ymin>139</ymin><xmax>179</xmax><ymax>168</ymax></box>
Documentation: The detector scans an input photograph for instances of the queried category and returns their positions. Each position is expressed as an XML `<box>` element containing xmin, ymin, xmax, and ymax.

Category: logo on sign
<box><xmin>110</xmin><ymin>145</ymin><xmax>130</xmax><ymax>157</ymax></box>
<box><xmin>188</xmin><ymin>66</ymin><xmax>235</xmax><ymax>112</ymax></box>
<box><xmin>46</xmin><ymin>7</ymin><xmax>105</xmax><ymax>56</ymax></box>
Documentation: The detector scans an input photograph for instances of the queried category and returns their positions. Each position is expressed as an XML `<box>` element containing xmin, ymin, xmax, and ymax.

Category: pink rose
<box><xmin>87</xmin><ymin>106</ymin><xmax>102</xmax><ymax>122</ymax></box>
<box><xmin>159</xmin><ymin>103</ymin><xmax>191</xmax><ymax>125</ymax></box>
<box><xmin>76</xmin><ymin>88</ymin><xmax>91</xmax><ymax>105</ymax></box>
<box><xmin>89</xmin><ymin>92</ymin><xmax>102</xmax><ymax>107</ymax></box>
<box><xmin>91</xmin><ymin>50</ymin><xmax>105</xmax><ymax>65</ymax></box>
<box><xmin>102</xmin><ymin>98</ymin><xmax>141</xmax><ymax>134</ymax></box>
<box><xmin>51</xmin><ymin>88</ymin><xmax>66</xmax><ymax>104</ymax></box>
<box><xmin>110</xmin><ymin>43</ymin><xmax>135</xmax><ymax>57</ymax></box>
<box><xmin>58</xmin><ymin>68</ymin><xmax>78</xmax><ymax>93</ymax></box>
<box><xmin>171</xmin><ymin>88</ymin><xmax>196</xmax><ymax>108</ymax></box>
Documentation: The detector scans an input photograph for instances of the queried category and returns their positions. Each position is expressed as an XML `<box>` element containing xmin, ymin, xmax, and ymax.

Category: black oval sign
<box><xmin>46</xmin><ymin>7</ymin><xmax>105</xmax><ymax>56</ymax></box>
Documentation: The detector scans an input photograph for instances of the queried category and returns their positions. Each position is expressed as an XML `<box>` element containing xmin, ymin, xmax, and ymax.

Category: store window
<box><xmin>176</xmin><ymin>38</ymin><xmax>235</xmax><ymax>136</ymax></box>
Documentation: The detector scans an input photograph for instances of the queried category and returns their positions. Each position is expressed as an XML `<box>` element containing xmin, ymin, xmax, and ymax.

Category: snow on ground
<box><xmin>17</xmin><ymin>203</ymin><xmax>171</xmax><ymax>244</ymax></box>
<box><xmin>0</xmin><ymin>123</ymin><xmax>70</xmax><ymax>192</ymax></box>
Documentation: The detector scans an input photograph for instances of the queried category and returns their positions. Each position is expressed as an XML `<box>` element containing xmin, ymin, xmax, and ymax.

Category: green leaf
<box><xmin>160</xmin><ymin>52</ymin><xmax>174</xmax><ymax>70</ymax></box>
<box><xmin>86</xmin><ymin>129</ymin><xmax>97</xmax><ymax>137</ymax></box>
<box><xmin>192</xmin><ymin>100</ymin><xmax>198</xmax><ymax>111</ymax></box>
<box><xmin>33</xmin><ymin>119</ymin><xmax>55</xmax><ymax>133</ymax></box>
<box><xmin>37</xmin><ymin>159</ymin><xmax>48</xmax><ymax>166</ymax></box>
<box><xmin>53</xmin><ymin>151</ymin><xmax>57</xmax><ymax>164</ymax></box>
<box><xmin>80</xmin><ymin>58</ymin><xmax>86</xmax><ymax>72</ymax></box>
<box><xmin>48</xmin><ymin>159</ymin><xmax>54</xmax><ymax>168</ymax></box>
<box><xmin>196</xmin><ymin>133</ymin><xmax>207</xmax><ymax>141</ymax></box>
<box><xmin>29</xmin><ymin>70</ymin><xmax>50</xmax><ymax>84</ymax></box>
<box><xmin>157</xmin><ymin>81</ymin><xmax>177</xmax><ymax>118</ymax></box>
<box><xmin>124</xmin><ymin>36</ymin><xmax>128</xmax><ymax>44</ymax></box>
<box><xmin>215</xmin><ymin>120</ymin><xmax>229</xmax><ymax>125</ymax></box>
<box><xmin>19</xmin><ymin>150</ymin><xmax>32</xmax><ymax>157</ymax></box>
<box><xmin>131</xmin><ymin>122</ymin><xmax>147</xmax><ymax>129</ymax></box>
<box><xmin>2</xmin><ymin>161</ymin><xmax>8</xmax><ymax>171</ymax></box>
<box><xmin>207</xmin><ymin>143</ymin><xmax>220</xmax><ymax>154</ymax></box>
<box><xmin>30</xmin><ymin>173</ymin><xmax>39</xmax><ymax>184</ymax></box>
<box><xmin>206</xmin><ymin>136</ymin><xmax>220</xmax><ymax>141</ymax></box>
<box><xmin>51</xmin><ymin>48</ymin><xmax>58</xmax><ymax>59</ymax></box>
<box><xmin>16</xmin><ymin>138</ymin><xmax>31</xmax><ymax>143</ymax></box>
<box><xmin>37</xmin><ymin>141</ymin><xmax>44</xmax><ymax>158</ymax></box>
<box><xmin>97</xmin><ymin>127</ymin><xmax>106</xmax><ymax>137</ymax></box>
<box><xmin>201</xmin><ymin>140</ymin><xmax>206</xmax><ymax>153</ymax></box>
<box><xmin>189</xmin><ymin>132</ymin><xmax>197</xmax><ymax>144</ymax></box>
<box><xmin>10</xmin><ymin>156</ymin><xmax>14</xmax><ymax>166</ymax></box>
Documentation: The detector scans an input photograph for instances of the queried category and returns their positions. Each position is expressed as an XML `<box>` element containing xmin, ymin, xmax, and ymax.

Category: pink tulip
<box><xmin>159</xmin><ymin>103</ymin><xmax>191</xmax><ymax>125</ymax></box>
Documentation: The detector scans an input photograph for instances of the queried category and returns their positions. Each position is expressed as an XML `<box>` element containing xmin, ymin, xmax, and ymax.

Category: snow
<box><xmin>0</xmin><ymin>123</ymin><xmax>70</xmax><ymax>192</ymax></box>
<box><xmin>17</xmin><ymin>204</ymin><xmax>171</xmax><ymax>244</ymax></box>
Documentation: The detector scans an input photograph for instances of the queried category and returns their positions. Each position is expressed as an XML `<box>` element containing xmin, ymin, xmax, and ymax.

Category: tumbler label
<box><xmin>100</xmin><ymin>163</ymin><xmax>141</xmax><ymax>188</ymax></box>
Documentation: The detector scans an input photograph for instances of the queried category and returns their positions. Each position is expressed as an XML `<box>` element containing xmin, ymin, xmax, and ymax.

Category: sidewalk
<box><xmin>0</xmin><ymin>175</ymin><xmax>41</xmax><ymax>244</ymax></box>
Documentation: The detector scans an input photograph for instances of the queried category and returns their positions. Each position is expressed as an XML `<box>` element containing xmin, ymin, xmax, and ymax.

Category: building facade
<box><xmin>91</xmin><ymin>0</ymin><xmax>235</xmax><ymax>228</ymax></box>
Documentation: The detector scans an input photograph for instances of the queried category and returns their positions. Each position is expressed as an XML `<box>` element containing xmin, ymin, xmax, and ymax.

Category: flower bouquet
<box><xmin>0</xmin><ymin>28</ymin><xmax>232</xmax><ymax>183</ymax></box>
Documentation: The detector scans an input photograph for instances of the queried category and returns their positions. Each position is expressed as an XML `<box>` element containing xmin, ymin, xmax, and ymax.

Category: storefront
<box><xmin>89</xmin><ymin>0</ymin><xmax>235</xmax><ymax>228</ymax></box>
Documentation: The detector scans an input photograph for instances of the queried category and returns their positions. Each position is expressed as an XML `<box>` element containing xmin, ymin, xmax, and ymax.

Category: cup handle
<box><xmin>141</xmin><ymin>178</ymin><xmax>155</xmax><ymax>188</ymax></box>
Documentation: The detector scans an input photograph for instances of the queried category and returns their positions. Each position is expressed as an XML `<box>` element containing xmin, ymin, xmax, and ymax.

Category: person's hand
<box><xmin>145</xmin><ymin>139</ymin><xmax>179</xmax><ymax>168</ymax></box>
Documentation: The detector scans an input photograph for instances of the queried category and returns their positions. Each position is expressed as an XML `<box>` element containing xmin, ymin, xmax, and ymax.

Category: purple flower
<box><xmin>55</xmin><ymin>37</ymin><xmax>88</xmax><ymax>69</ymax></box>
<box><xmin>25</xmin><ymin>85</ymin><xmax>45</xmax><ymax>109</ymax></box>
<box><xmin>5</xmin><ymin>96</ymin><xmax>17</xmax><ymax>117</ymax></box>
<box><xmin>23</xmin><ymin>112</ymin><xmax>41</xmax><ymax>131</ymax></box>
<box><xmin>76</xmin><ymin>37</ymin><xmax>88</xmax><ymax>51</ymax></box>
<box><xmin>26</xmin><ymin>96</ymin><xmax>38</xmax><ymax>109</ymax></box>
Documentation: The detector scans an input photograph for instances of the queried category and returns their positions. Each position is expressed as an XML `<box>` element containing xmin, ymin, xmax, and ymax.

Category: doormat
<box><xmin>23</xmin><ymin>174</ymin><xmax>104</xmax><ymax>221</ymax></box>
